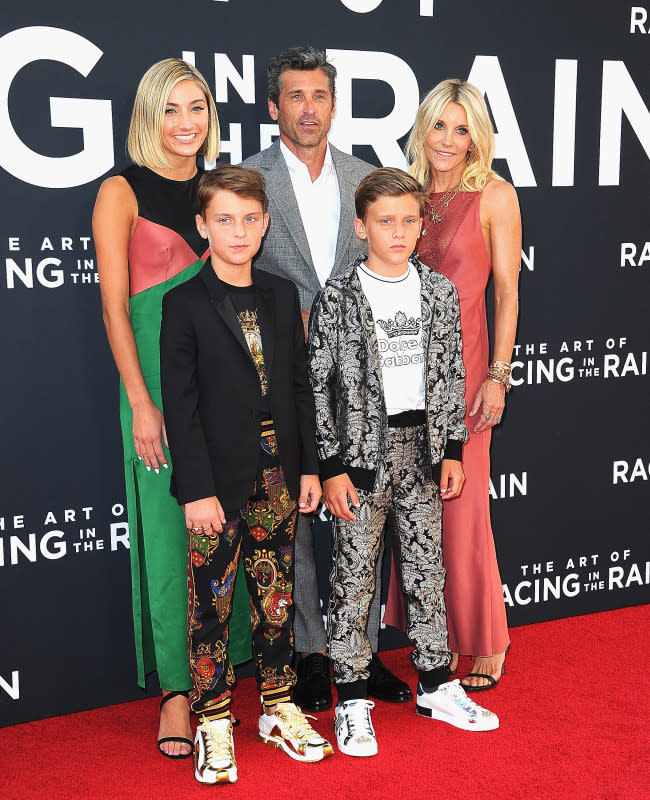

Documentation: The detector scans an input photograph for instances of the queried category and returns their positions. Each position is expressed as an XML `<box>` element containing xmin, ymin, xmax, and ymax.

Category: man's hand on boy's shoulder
<box><xmin>184</xmin><ymin>496</ymin><xmax>227</xmax><ymax>533</ymax></box>
<box><xmin>322</xmin><ymin>474</ymin><xmax>360</xmax><ymax>521</ymax></box>
<box><xmin>298</xmin><ymin>474</ymin><xmax>322</xmax><ymax>514</ymax></box>
<box><xmin>439</xmin><ymin>459</ymin><xmax>465</xmax><ymax>500</ymax></box>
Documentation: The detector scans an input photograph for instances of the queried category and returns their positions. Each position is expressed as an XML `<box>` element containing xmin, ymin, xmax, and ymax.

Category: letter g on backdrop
<box><xmin>0</xmin><ymin>26</ymin><xmax>113</xmax><ymax>189</ymax></box>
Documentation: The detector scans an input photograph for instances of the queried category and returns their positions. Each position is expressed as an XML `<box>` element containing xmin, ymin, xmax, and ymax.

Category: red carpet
<box><xmin>1</xmin><ymin>605</ymin><xmax>648</xmax><ymax>800</ymax></box>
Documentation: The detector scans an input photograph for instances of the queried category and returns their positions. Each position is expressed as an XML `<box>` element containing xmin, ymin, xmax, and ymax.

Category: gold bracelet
<box><xmin>487</xmin><ymin>369</ymin><xmax>511</xmax><ymax>392</ymax></box>
<box><xmin>490</xmin><ymin>360</ymin><xmax>511</xmax><ymax>374</ymax></box>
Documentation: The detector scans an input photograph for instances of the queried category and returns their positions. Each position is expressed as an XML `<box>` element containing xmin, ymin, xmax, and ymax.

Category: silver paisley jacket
<box><xmin>307</xmin><ymin>255</ymin><xmax>467</xmax><ymax>490</ymax></box>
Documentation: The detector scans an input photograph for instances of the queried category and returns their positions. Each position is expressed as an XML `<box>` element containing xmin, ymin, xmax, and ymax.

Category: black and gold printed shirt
<box><xmin>216</xmin><ymin>277</ymin><xmax>271</xmax><ymax>417</ymax></box>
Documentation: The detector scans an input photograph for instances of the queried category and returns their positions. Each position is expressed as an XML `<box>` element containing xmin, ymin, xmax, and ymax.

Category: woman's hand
<box><xmin>469</xmin><ymin>379</ymin><xmax>506</xmax><ymax>433</ymax></box>
<box><xmin>133</xmin><ymin>401</ymin><xmax>168</xmax><ymax>472</ymax></box>
<box><xmin>184</xmin><ymin>496</ymin><xmax>226</xmax><ymax>534</ymax></box>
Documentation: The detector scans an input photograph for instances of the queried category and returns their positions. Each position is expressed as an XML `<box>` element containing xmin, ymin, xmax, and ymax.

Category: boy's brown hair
<box><xmin>355</xmin><ymin>167</ymin><xmax>425</xmax><ymax>220</ymax></box>
<box><xmin>197</xmin><ymin>164</ymin><xmax>268</xmax><ymax>217</ymax></box>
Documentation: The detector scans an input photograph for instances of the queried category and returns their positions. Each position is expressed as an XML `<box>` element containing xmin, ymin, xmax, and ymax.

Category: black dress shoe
<box><xmin>293</xmin><ymin>653</ymin><xmax>332</xmax><ymax>711</ymax></box>
<box><xmin>368</xmin><ymin>652</ymin><xmax>413</xmax><ymax>703</ymax></box>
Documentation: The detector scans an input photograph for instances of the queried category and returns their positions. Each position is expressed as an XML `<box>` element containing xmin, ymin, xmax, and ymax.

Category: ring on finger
<box><xmin>483</xmin><ymin>412</ymin><xmax>492</xmax><ymax>420</ymax></box>
<box><xmin>494</xmin><ymin>417</ymin><xmax>501</xmax><ymax>424</ymax></box>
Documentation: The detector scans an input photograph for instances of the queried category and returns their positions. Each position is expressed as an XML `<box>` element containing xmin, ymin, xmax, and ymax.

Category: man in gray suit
<box><xmin>244</xmin><ymin>45</ymin><xmax>411</xmax><ymax>711</ymax></box>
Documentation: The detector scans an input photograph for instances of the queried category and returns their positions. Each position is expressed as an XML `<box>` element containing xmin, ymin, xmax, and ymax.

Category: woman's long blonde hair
<box><xmin>406</xmin><ymin>79</ymin><xmax>501</xmax><ymax>192</ymax></box>
<box><xmin>127</xmin><ymin>58</ymin><xmax>219</xmax><ymax>170</ymax></box>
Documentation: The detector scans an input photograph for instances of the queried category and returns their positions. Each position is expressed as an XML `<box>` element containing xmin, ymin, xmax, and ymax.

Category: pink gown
<box><xmin>384</xmin><ymin>191</ymin><xmax>510</xmax><ymax>657</ymax></box>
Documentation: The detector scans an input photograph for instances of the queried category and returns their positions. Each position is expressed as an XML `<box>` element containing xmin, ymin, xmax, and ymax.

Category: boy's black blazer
<box><xmin>160</xmin><ymin>259</ymin><xmax>318</xmax><ymax>510</ymax></box>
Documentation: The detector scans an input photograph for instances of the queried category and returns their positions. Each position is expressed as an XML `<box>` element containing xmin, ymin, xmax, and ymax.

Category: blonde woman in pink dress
<box><xmin>385</xmin><ymin>79</ymin><xmax>520</xmax><ymax>690</ymax></box>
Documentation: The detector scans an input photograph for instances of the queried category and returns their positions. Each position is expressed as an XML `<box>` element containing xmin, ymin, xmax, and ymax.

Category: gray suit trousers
<box><xmin>293</xmin><ymin>512</ymin><xmax>382</xmax><ymax>654</ymax></box>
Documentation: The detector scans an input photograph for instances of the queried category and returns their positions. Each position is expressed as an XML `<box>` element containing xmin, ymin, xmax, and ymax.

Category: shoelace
<box><xmin>276</xmin><ymin>704</ymin><xmax>320</xmax><ymax>745</ymax></box>
<box><xmin>446</xmin><ymin>683</ymin><xmax>481</xmax><ymax>716</ymax></box>
<box><xmin>203</xmin><ymin>724</ymin><xmax>234</xmax><ymax>764</ymax></box>
<box><xmin>344</xmin><ymin>701</ymin><xmax>374</xmax><ymax>740</ymax></box>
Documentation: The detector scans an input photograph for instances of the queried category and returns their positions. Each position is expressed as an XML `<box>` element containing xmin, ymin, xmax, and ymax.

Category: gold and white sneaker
<box><xmin>194</xmin><ymin>717</ymin><xmax>238</xmax><ymax>784</ymax></box>
<box><xmin>258</xmin><ymin>702</ymin><xmax>334</xmax><ymax>762</ymax></box>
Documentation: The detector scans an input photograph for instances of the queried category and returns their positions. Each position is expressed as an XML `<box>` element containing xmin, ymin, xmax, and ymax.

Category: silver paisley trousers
<box><xmin>328</xmin><ymin>424</ymin><xmax>450</xmax><ymax>685</ymax></box>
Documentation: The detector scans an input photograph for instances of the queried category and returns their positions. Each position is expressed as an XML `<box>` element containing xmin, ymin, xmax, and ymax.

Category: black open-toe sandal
<box><xmin>158</xmin><ymin>690</ymin><xmax>193</xmax><ymax>760</ymax></box>
<box><xmin>463</xmin><ymin>644</ymin><xmax>510</xmax><ymax>692</ymax></box>
<box><xmin>463</xmin><ymin>672</ymin><xmax>499</xmax><ymax>692</ymax></box>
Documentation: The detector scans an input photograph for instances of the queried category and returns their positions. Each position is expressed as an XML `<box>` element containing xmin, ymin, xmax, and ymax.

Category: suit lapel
<box><xmin>348</xmin><ymin>264</ymin><xmax>384</xmax><ymax>384</ymax></box>
<box><xmin>260</xmin><ymin>142</ymin><xmax>315</xmax><ymax>273</ymax></box>
<box><xmin>331</xmin><ymin>146</ymin><xmax>358</xmax><ymax>274</ymax></box>
<box><xmin>414</xmin><ymin>259</ymin><xmax>436</xmax><ymax>356</ymax></box>
<box><xmin>254</xmin><ymin>273</ymin><xmax>276</xmax><ymax>378</ymax></box>
<box><xmin>199</xmin><ymin>260</ymin><xmax>252</xmax><ymax>360</ymax></box>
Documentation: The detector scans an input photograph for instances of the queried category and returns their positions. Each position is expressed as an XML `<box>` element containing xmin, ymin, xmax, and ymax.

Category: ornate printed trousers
<box><xmin>329</xmin><ymin>424</ymin><xmax>450</xmax><ymax>686</ymax></box>
<box><xmin>188</xmin><ymin>420</ymin><xmax>298</xmax><ymax>718</ymax></box>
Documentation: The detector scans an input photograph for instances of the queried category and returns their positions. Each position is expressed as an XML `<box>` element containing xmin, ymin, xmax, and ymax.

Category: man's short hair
<box><xmin>267</xmin><ymin>45</ymin><xmax>336</xmax><ymax>105</ymax></box>
<box><xmin>197</xmin><ymin>165</ymin><xmax>268</xmax><ymax>218</ymax></box>
<box><xmin>355</xmin><ymin>167</ymin><xmax>425</xmax><ymax>220</ymax></box>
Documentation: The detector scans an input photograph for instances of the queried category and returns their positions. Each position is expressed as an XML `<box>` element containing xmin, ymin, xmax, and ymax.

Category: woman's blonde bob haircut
<box><xmin>406</xmin><ymin>79</ymin><xmax>501</xmax><ymax>192</ymax></box>
<box><xmin>127</xmin><ymin>58</ymin><xmax>219</xmax><ymax>170</ymax></box>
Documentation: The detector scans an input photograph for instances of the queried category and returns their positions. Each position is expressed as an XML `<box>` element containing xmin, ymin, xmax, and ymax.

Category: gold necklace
<box><xmin>422</xmin><ymin>182</ymin><xmax>461</xmax><ymax>235</ymax></box>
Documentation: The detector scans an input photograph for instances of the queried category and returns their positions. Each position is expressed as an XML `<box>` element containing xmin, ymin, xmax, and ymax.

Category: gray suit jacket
<box><xmin>243</xmin><ymin>140</ymin><xmax>373</xmax><ymax>309</ymax></box>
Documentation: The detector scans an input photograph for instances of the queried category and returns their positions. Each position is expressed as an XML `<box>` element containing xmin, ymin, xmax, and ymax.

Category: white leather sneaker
<box><xmin>334</xmin><ymin>699</ymin><xmax>378</xmax><ymax>757</ymax></box>
<box><xmin>415</xmin><ymin>679</ymin><xmax>499</xmax><ymax>731</ymax></box>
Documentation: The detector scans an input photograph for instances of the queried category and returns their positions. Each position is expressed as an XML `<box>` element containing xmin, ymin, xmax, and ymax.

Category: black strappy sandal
<box><xmin>463</xmin><ymin>644</ymin><xmax>510</xmax><ymax>693</ymax></box>
<box><xmin>158</xmin><ymin>691</ymin><xmax>193</xmax><ymax>760</ymax></box>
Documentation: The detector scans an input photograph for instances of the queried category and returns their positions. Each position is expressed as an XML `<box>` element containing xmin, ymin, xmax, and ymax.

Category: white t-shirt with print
<box><xmin>357</xmin><ymin>261</ymin><xmax>426</xmax><ymax>415</ymax></box>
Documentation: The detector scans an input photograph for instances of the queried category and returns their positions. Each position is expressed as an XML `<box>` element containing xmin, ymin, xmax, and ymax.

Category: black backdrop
<box><xmin>1</xmin><ymin>0</ymin><xmax>649</xmax><ymax>726</ymax></box>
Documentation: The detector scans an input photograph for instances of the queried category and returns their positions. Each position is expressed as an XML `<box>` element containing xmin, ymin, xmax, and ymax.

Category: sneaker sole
<box><xmin>415</xmin><ymin>704</ymin><xmax>499</xmax><ymax>732</ymax></box>
<box><xmin>336</xmin><ymin>738</ymin><xmax>378</xmax><ymax>757</ymax></box>
<box><xmin>257</xmin><ymin>732</ymin><xmax>334</xmax><ymax>762</ymax></box>
<box><xmin>193</xmin><ymin>766</ymin><xmax>238</xmax><ymax>784</ymax></box>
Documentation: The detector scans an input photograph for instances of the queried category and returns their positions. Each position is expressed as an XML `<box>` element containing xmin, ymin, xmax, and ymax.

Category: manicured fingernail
<box><xmin>138</xmin><ymin>455</ymin><xmax>143</xmax><ymax>461</ymax></box>
<box><xmin>162</xmin><ymin>463</ymin><xmax>168</xmax><ymax>469</ymax></box>
<box><xmin>299</xmin><ymin>502</ymin><xmax>305</xmax><ymax>507</ymax></box>
<box><xmin>146</xmin><ymin>465</ymin><xmax>151</xmax><ymax>472</ymax></box>
<box><xmin>154</xmin><ymin>468</ymin><xmax>160</xmax><ymax>474</ymax></box>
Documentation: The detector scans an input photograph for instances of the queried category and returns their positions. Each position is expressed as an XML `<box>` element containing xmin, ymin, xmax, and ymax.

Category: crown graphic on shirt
<box><xmin>237</xmin><ymin>309</ymin><xmax>259</xmax><ymax>332</ymax></box>
<box><xmin>377</xmin><ymin>310</ymin><xmax>421</xmax><ymax>338</ymax></box>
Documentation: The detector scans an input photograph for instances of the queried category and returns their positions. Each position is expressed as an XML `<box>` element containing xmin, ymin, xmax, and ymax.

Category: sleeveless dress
<box><xmin>384</xmin><ymin>191</ymin><xmax>510</xmax><ymax>658</ymax></box>
<box><xmin>119</xmin><ymin>165</ymin><xmax>251</xmax><ymax>689</ymax></box>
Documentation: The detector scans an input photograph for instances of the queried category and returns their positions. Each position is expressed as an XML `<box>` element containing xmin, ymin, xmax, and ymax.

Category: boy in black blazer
<box><xmin>160</xmin><ymin>165</ymin><xmax>332</xmax><ymax>785</ymax></box>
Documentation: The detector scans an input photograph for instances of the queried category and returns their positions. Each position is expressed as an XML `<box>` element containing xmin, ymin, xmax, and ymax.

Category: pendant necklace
<box><xmin>422</xmin><ymin>182</ymin><xmax>461</xmax><ymax>235</ymax></box>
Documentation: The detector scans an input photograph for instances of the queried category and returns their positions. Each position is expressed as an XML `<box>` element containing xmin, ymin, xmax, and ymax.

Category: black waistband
<box><xmin>387</xmin><ymin>409</ymin><xmax>426</xmax><ymax>428</ymax></box>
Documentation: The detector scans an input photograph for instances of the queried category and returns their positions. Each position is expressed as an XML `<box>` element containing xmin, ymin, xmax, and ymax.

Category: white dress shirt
<box><xmin>280</xmin><ymin>140</ymin><xmax>341</xmax><ymax>289</ymax></box>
